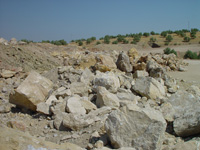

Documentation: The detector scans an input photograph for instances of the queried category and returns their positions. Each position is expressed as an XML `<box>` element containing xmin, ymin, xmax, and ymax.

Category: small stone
<box><xmin>94</xmin><ymin>140</ymin><xmax>104</xmax><ymax>148</ymax></box>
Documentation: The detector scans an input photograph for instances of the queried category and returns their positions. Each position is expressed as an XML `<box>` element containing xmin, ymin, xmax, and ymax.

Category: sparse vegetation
<box><xmin>47</xmin><ymin>39</ymin><xmax>67</xmax><ymax>45</ymax></box>
<box><xmin>21</xmin><ymin>39</ymin><xmax>33</xmax><ymax>44</ymax></box>
<box><xmin>163</xmin><ymin>47</ymin><xmax>177</xmax><ymax>56</ymax></box>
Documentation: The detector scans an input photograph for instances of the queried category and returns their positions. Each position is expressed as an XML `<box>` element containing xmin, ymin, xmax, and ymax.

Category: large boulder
<box><xmin>79</xmin><ymin>68</ymin><xmax>94</xmax><ymax>85</ymax></box>
<box><xmin>132</xmin><ymin>77</ymin><xmax>166</xmax><ymax>100</ymax></box>
<box><xmin>167</xmin><ymin>90</ymin><xmax>200</xmax><ymax>137</ymax></box>
<box><xmin>128</xmin><ymin>48</ymin><xmax>139</xmax><ymax>59</ymax></box>
<box><xmin>105</xmin><ymin>104</ymin><xmax>166</xmax><ymax>149</ymax></box>
<box><xmin>10</xmin><ymin>38</ymin><xmax>17</xmax><ymax>45</ymax></box>
<box><xmin>116</xmin><ymin>52</ymin><xmax>132</xmax><ymax>73</ymax></box>
<box><xmin>93</xmin><ymin>71</ymin><xmax>120</xmax><ymax>93</ymax></box>
<box><xmin>66</xmin><ymin>96</ymin><xmax>86</xmax><ymax>115</ymax></box>
<box><xmin>94</xmin><ymin>54</ymin><xmax>117</xmax><ymax>72</ymax></box>
<box><xmin>62</xmin><ymin>106</ymin><xmax>112</xmax><ymax>131</ymax></box>
<box><xmin>9</xmin><ymin>71</ymin><xmax>53</xmax><ymax>111</ymax></box>
<box><xmin>96</xmin><ymin>86</ymin><xmax>120</xmax><ymax>108</ymax></box>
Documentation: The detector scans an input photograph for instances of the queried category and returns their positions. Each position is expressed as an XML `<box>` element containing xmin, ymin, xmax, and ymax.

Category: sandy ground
<box><xmin>168</xmin><ymin>59</ymin><xmax>200</xmax><ymax>84</ymax></box>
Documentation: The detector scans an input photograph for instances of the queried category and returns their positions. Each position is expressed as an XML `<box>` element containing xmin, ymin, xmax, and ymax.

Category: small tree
<box><xmin>166</xmin><ymin>35</ymin><xmax>173</xmax><ymax>42</ymax></box>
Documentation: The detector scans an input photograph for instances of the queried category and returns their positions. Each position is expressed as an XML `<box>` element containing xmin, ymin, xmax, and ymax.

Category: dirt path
<box><xmin>168</xmin><ymin>59</ymin><xmax>200</xmax><ymax>84</ymax></box>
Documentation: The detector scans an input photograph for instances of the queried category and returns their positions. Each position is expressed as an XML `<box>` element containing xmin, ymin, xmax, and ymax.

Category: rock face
<box><xmin>105</xmin><ymin>104</ymin><xmax>166</xmax><ymax>149</ymax></box>
<box><xmin>116</xmin><ymin>52</ymin><xmax>132</xmax><ymax>73</ymax></box>
<box><xmin>167</xmin><ymin>90</ymin><xmax>200</xmax><ymax>137</ymax></box>
<box><xmin>132</xmin><ymin>77</ymin><xmax>166</xmax><ymax>100</ymax></box>
<box><xmin>96</xmin><ymin>86</ymin><xmax>120</xmax><ymax>108</ymax></box>
<box><xmin>93</xmin><ymin>71</ymin><xmax>120</xmax><ymax>93</ymax></box>
<box><xmin>9</xmin><ymin>71</ymin><xmax>53</xmax><ymax>111</ymax></box>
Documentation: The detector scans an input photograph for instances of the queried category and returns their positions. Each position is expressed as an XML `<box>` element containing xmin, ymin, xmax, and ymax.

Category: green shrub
<box><xmin>190</xmin><ymin>28</ymin><xmax>198</xmax><ymax>39</ymax></box>
<box><xmin>143</xmin><ymin>32</ymin><xmax>150</xmax><ymax>37</ymax></box>
<box><xmin>164</xmin><ymin>41</ymin><xmax>169</xmax><ymax>45</ymax></box>
<box><xmin>166</xmin><ymin>35</ymin><xmax>173</xmax><ymax>42</ymax></box>
<box><xmin>149</xmin><ymin>37</ymin><xmax>156</xmax><ymax>43</ymax></box>
<box><xmin>150</xmin><ymin>31</ymin><xmax>155</xmax><ymax>35</ymax></box>
<box><xmin>163</xmin><ymin>47</ymin><xmax>177</xmax><ymax>56</ymax></box>
<box><xmin>198</xmin><ymin>52</ymin><xmax>200</xmax><ymax>59</ymax></box>
<box><xmin>161</xmin><ymin>31</ymin><xmax>167</xmax><ymax>37</ymax></box>
<box><xmin>91</xmin><ymin>37</ymin><xmax>96</xmax><ymax>41</ymax></box>
<box><xmin>104</xmin><ymin>35</ymin><xmax>110</xmax><ymax>44</ymax></box>
<box><xmin>78</xmin><ymin>41</ymin><xmax>83</xmax><ymax>46</ymax></box>
<box><xmin>133</xmin><ymin>35</ymin><xmax>141</xmax><ymax>42</ymax></box>
<box><xmin>131</xmin><ymin>40</ymin><xmax>137</xmax><ymax>44</ymax></box>
<box><xmin>96</xmin><ymin>41</ymin><xmax>101</xmax><ymax>45</ymax></box>
<box><xmin>112</xmin><ymin>40</ymin><xmax>118</xmax><ymax>44</ymax></box>
<box><xmin>99</xmin><ymin>37</ymin><xmax>104</xmax><ymax>40</ymax></box>
<box><xmin>86</xmin><ymin>38</ymin><xmax>92</xmax><ymax>44</ymax></box>
<box><xmin>117</xmin><ymin>36</ymin><xmax>125</xmax><ymax>42</ymax></box>
<box><xmin>122</xmin><ymin>39</ymin><xmax>129</xmax><ymax>44</ymax></box>
<box><xmin>184</xmin><ymin>50</ymin><xmax>198</xmax><ymax>59</ymax></box>
<box><xmin>50</xmin><ymin>39</ymin><xmax>67</xmax><ymax>45</ymax></box>
<box><xmin>183</xmin><ymin>36</ymin><xmax>191</xmax><ymax>42</ymax></box>
<box><xmin>41</xmin><ymin>40</ymin><xmax>50</xmax><ymax>43</ymax></box>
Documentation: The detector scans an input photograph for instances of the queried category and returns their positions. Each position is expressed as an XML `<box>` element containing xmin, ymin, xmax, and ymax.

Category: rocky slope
<box><xmin>0</xmin><ymin>41</ymin><xmax>200</xmax><ymax>150</ymax></box>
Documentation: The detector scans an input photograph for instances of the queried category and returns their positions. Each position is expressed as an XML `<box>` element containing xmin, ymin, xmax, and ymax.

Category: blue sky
<box><xmin>0</xmin><ymin>0</ymin><xmax>199</xmax><ymax>42</ymax></box>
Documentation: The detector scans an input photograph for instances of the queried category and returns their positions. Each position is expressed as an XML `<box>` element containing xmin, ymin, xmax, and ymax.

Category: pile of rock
<box><xmin>1</xmin><ymin>48</ymin><xmax>199</xmax><ymax>150</ymax></box>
